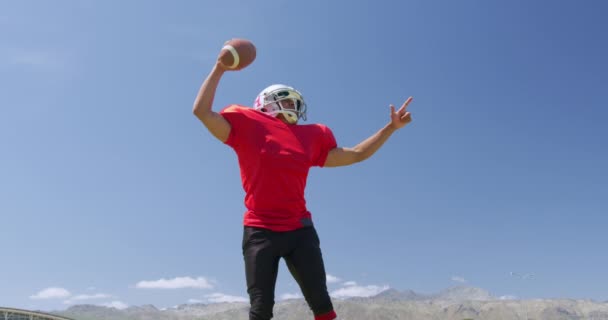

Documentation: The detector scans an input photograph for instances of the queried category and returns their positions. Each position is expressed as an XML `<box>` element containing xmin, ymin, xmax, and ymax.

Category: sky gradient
<box><xmin>1</xmin><ymin>0</ymin><xmax>607</xmax><ymax>311</ymax></box>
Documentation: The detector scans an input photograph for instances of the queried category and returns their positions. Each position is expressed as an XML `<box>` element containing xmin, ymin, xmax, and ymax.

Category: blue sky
<box><xmin>1</xmin><ymin>0</ymin><xmax>607</xmax><ymax>311</ymax></box>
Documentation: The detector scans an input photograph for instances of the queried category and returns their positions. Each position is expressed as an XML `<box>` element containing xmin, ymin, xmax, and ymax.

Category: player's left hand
<box><xmin>389</xmin><ymin>96</ymin><xmax>413</xmax><ymax>130</ymax></box>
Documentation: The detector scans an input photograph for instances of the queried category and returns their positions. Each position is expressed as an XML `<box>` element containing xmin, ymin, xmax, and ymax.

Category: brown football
<box><xmin>219</xmin><ymin>38</ymin><xmax>256</xmax><ymax>70</ymax></box>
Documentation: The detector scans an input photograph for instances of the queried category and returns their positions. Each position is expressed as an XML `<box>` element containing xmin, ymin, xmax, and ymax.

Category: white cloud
<box><xmin>509</xmin><ymin>272</ymin><xmax>534</xmax><ymax>279</ymax></box>
<box><xmin>499</xmin><ymin>295</ymin><xmax>518</xmax><ymax>300</ymax></box>
<box><xmin>63</xmin><ymin>293</ymin><xmax>113</xmax><ymax>305</ymax></box>
<box><xmin>343</xmin><ymin>281</ymin><xmax>357</xmax><ymax>286</ymax></box>
<box><xmin>1</xmin><ymin>48</ymin><xmax>68</xmax><ymax>71</ymax></box>
<box><xmin>204</xmin><ymin>293</ymin><xmax>248</xmax><ymax>303</ymax></box>
<box><xmin>326</xmin><ymin>274</ymin><xmax>341</xmax><ymax>284</ymax></box>
<box><xmin>330</xmin><ymin>284</ymin><xmax>389</xmax><ymax>299</ymax></box>
<box><xmin>279</xmin><ymin>292</ymin><xmax>302</xmax><ymax>300</ymax></box>
<box><xmin>30</xmin><ymin>287</ymin><xmax>71</xmax><ymax>300</ymax></box>
<box><xmin>135</xmin><ymin>276</ymin><xmax>213</xmax><ymax>289</ymax></box>
<box><xmin>187</xmin><ymin>299</ymin><xmax>204</xmax><ymax>304</ymax></box>
<box><xmin>11</xmin><ymin>52</ymin><xmax>53</xmax><ymax>67</ymax></box>
<box><xmin>100</xmin><ymin>301</ymin><xmax>128</xmax><ymax>310</ymax></box>
<box><xmin>451</xmin><ymin>276</ymin><xmax>466</xmax><ymax>283</ymax></box>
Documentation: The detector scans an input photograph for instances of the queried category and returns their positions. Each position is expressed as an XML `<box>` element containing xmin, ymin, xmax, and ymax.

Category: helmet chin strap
<box><xmin>276</xmin><ymin>110</ymin><xmax>298</xmax><ymax>124</ymax></box>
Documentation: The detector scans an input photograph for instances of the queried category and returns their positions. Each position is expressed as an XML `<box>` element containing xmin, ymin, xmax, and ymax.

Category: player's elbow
<box><xmin>351</xmin><ymin>148</ymin><xmax>369</xmax><ymax>163</ymax></box>
<box><xmin>340</xmin><ymin>149</ymin><xmax>366</xmax><ymax>166</ymax></box>
<box><xmin>192</xmin><ymin>106</ymin><xmax>210</xmax><ymax>121</ymax></box>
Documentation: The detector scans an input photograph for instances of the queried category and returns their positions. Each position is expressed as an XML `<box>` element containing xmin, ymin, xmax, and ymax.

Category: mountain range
<box><xmin>53</xmin><ymin>286</ymin><xmax>608</xmax><ymax>320</ymax></box>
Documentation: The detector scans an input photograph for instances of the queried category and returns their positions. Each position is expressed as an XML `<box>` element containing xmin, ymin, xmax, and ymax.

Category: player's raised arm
<box><xmin>324</xmin><ymin>97</ymin><xmax>413</xmax><ymax>167</ymax></box>
<box><xmin>192</xmin><ymin>39</ymin><xmax>256</xmax><ymax>142</ymax></box>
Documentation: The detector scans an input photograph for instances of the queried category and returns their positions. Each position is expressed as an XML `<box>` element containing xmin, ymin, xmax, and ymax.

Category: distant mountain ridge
<box><xmin>54</xmin><ymin>286</ymin><xmax>608</xmax><ymax>320</ymax></box>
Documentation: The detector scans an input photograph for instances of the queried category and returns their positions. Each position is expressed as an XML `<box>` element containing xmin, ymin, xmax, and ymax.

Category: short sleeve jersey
<box><xmin>219</xmin><ymin>105</ymin><xmax>337</xmax><ymax>231</ymax></box>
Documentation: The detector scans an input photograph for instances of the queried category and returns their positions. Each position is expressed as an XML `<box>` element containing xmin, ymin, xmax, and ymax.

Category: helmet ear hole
<box><xmin>260</xmin><ymin>108</ymin><xmax>267</xmax><ymax>112</ymax></box>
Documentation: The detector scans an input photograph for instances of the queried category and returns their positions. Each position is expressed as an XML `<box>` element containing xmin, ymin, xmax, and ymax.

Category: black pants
<box><xmin>242</xmin><ymin>226</ymin><xmax>334</xmax><ymax>320</ymax></box>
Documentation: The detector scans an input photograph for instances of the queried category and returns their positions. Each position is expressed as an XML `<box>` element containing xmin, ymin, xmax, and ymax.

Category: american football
<box><xmin>219</xmin><ymin>38</ymin><xmax>256</xmax><ymax>71</ymax></box>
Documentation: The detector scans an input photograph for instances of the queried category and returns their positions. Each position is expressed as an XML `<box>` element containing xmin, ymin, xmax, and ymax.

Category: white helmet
<box><xmin>253</xmin><ymin>84</ymin><xmax>307</xmax><ymax>124</ymax></box>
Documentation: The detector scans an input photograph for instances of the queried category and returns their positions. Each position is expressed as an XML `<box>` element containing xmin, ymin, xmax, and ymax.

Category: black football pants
<box><xmin>242</xmin><ymin>226</ymin><xmax>334</xmax><ymax>320</ymax></box>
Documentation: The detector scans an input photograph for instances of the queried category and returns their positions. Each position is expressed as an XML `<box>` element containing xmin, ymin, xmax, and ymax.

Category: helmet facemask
<box><xmin>254</xmin><ymin>85</ymin><xmax>307</xmax><ymax>124</ymax></box>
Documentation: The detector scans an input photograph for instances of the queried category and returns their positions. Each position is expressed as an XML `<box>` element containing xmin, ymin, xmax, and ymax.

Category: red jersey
<box><xmin>219</xmin><ymin>105</ymin><xmax>337</xmax><ymax>231</ymax></box>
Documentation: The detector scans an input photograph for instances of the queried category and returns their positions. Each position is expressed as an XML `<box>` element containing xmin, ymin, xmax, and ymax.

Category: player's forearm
<box><xmin>352</xmin><ymin>123</ymin><xmax>397</xmax><ymax>162</ymax></box>
<box><xmin>193</xmin><ymin>65</ymin><xmax>225</xmax><ymax>119</ymax></box>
